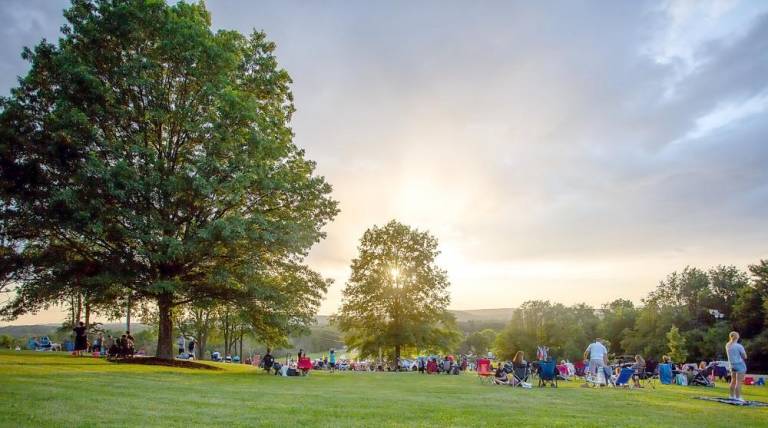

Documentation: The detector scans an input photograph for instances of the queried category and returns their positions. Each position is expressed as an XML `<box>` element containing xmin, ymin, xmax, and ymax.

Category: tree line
<box><xmin>490</xmin><ymin>261</ymin><xmax>768</xmax><ymax>371</ymax></box>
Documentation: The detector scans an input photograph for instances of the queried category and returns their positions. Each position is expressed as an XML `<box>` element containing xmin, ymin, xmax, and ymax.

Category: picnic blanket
<box><xmin>694</xmin><ymin>397</ymin><xmax>768</xmax><ymax>407</ymax></box>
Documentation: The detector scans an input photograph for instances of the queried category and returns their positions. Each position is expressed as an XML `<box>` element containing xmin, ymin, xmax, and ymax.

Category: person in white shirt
<box><xmin>583</xmin><ymin>338</ymin><xmax>609</xmax><ymax>387</ymax></box>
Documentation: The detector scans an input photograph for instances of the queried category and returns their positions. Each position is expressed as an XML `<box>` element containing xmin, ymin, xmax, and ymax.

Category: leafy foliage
<box><xmin>0</xmin><ymin>0</ymin><xmax>337</xmax><ymax>358</ymax></box>
<box><xmin>333</xmin><ymin>220</ymin><xmax>459</xmax><ymax>360</ymax></box>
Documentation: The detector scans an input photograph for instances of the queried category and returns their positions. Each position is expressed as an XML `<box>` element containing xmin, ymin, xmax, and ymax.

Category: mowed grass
<box><xmin>1</xmin><ymin>351</ymin><xmax>766</xmax><ymax>427</ymax></box>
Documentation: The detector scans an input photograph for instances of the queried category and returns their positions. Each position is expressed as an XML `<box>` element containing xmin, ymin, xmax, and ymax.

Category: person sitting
<box><xmin>442</xmin><ymin>357</ymin><xmax>451</xmax><ymax>374</ymax></box>
<box><xmin>493</xmin><ymin>365</ymin><xmax>512</xmax><ymax>385</ymax></box>
<box><xmin>426</xmin><ymin>358</ymin><xmax>438</xmax><ymax>374</ymax></box>
<box><xmin>107</xmin><ymin>341</ymin><xmax>120</xmax><ymax>359</ymax></box>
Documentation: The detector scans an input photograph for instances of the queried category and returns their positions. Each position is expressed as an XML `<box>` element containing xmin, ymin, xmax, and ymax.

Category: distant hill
<box><xmin>449</xmin><ymin>308</ymin><xmax>515</xmax><ymax>323</ymax></box>
<box><xmin>313</xmin><ymin>308</ymin><xmax>515</xmax><ymax>326</ymax></box>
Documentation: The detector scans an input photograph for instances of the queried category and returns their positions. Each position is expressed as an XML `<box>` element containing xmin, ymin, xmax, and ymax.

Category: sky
<box><xmin>1</xmin><ymin>0</ymin><xmax>767</xmax><ymax>325</ymax></box>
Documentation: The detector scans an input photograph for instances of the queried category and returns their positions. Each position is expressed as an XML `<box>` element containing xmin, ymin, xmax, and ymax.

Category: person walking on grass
<box><xmin>583</xmin><ymin>337</ymin><xmax>608</xmax><ymax>387</ymax></box>
<box><xmin>726</xmin><ymin>331</ymin><xmax>748</xmax><ymax>403</ymax></box>
<box><xmin>177</xmin><ymin>334</ymin><xmax>186</xmax><ymax>356</ymax></box>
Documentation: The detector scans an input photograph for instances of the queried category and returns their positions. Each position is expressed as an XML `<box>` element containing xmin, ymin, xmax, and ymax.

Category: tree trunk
<box><xmin>126</xmin><ymin>293</ymin><xmax>132</xmax><ymax>332</ymax></box>
<box><xmin>70</xmin><ymin>295</ymin><xmax>76</xmax><ymax>327</ymax></box>
<box><xmin>395</xmin><ymin>344</ymin><xmax>401</xmax><ymax>369</ymax></box>
<box><xmin>198</xmin><ymin>333</ymin><xmax>206</xmax><ymax>360</ymax></box>
<box><xmin>239</xmin><ymin>332</ymin><xmax>243</xmax><ymax>364</ymax></box>
<box><xmin>84</xmin><ymin>298</ymin><xmax>91</xmax><ymax>329</ymax></box>
<box><xmin>156</xmin><ymin>293</ymin><xmax>174</xmax><ymax>359</ymax></box>
<box><xmin>75</xmin><ymin>292</ymin><xmax>82</xmax><ymax>324</ymax></box>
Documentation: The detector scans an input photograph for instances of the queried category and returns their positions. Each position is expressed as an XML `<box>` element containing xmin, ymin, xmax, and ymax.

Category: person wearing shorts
<box><xmin>726</xmin><ymin>331</ymin><xmax>748</xmax><ymax>402</ymax></box>
<box><xmin>329</xmin><ymin>349</ymin><xmax>336</xmax><ymax>373</ymax></box>
<box><xmin>583</xmin><ymin>338</ymin><xmax>608</xmax><ymax>387</ymax></box>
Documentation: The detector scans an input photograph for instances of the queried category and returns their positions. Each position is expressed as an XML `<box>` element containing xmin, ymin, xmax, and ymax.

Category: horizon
<box><xmin>1</xmin><ymin>0</ymin><xmax>767</xmax><ymax>326</ymax></box>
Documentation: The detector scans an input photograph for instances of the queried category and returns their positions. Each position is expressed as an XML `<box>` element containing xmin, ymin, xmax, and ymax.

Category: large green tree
<box><xmin>333</xmin><ymin>220</ymin><xmax>458</xmax><ymax>362</ymax></box>
<box><xmin>0</xmin><ymin>0</ymin><xmax>337</xmax><ymax>358</ymax></box>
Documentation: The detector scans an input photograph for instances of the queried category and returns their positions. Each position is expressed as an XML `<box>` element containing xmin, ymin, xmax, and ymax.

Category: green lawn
<box><xmin>1</xmin><ymin>351</ymin><xmax>766</xmax><ymax>427</ymax></box>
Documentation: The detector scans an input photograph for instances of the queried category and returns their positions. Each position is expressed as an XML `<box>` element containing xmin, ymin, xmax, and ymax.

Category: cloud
<box><xmin>0</xmin><ymin>0</ymin><xmax>766</xmax><ymax>321</ymax></box>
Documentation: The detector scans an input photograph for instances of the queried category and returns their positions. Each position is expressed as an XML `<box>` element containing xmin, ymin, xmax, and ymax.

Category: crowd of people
<box><xmin>483</xmin><ymin>331</ymin><xmax>754</xmax><ymax>403</ymax></box>
<box><xmin>69</xmin><ymin>321</ymin><xmax>139</xmax><ymax>359</ymax></box>
<box><xmin>54</xmin><ymin>323</ymin><xmax>759</xmax><ymax>401</ymax></box>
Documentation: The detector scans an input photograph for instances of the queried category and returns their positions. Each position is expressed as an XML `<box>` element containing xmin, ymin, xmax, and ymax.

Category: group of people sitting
<box><xmin>492</xmin><ymin>351</ymin><xmax>533</xmax><ymax>388</ymax></box>
<box><xmin>106</xmin><ymin>332</ymin><xmax>136</xmax><ymax>359</ymax></box>
<box><xmin>71</xmin><ymin>321</ymin><xmax>137</xmax><ymax>359</ymax></box>
<box><xmin>419</xmin><ymin>355</ymin><xmax>467</xmax><ymax>374</ymax></box>
<box><xmin>256</xmin><ymin>348</ymin><xmax>336</xmax><ymax>377</ymax></box>
<box><xmin>486</xmin><ymin>335</ymin><xmax>743</xmax><ymax>391</ymax></box>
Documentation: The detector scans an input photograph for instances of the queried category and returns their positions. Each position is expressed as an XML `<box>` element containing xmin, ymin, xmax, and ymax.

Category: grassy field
<box><xmin>1</xmin><ymin>351</ymin><xmax>766</xmax><ymax>427</ymax></box>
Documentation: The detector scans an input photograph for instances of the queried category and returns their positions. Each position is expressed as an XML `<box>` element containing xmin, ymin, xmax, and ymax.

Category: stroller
<box><xmin>690</xmin><ymin>367</ymin><xmax>714</xmax><ymax>387</ymax></box>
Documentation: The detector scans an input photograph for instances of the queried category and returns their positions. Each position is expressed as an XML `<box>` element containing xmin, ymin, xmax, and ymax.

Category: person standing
<box><xmin>93</xmin><ymin>333</ymin><xmax>104</xmax><ymax>353</ymax></box>
<box><xmin>73</xmin><ymin>321</ymin><xmax>87</xmax><ymax>356</ymax></box>
<box><xmin>329</xmin><ymin>349</ymin><xmax>336</xmax><ymax>373</ymax></box>
<box><xmin>583</xmin><ymin>337</ymin><xmax>609</xmax><ymax>387</ymax></box>
<box><xmin>263</xmin><ymin>349</ymin><xmax>274</xmax><ymax>372</ymax></box>
<box><xmin>177</xmin><ymin>335</ymin><xmax>186</xmax><ymax>356</ymax></box>
<box><xmin>726</xmin><ymin>331</ymin><xmax>748</xmax><ymax>402</ymax></box>
<box><xmin>188</xmin><ymin>337</ymin><xmax>196</xmax><ymax>359</ymax></box>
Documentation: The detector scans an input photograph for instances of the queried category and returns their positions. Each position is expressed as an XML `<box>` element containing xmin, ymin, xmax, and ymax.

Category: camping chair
<box><xmin>574</xmin><ymin>361</ymin><xmax>586</xmax><ymax>378</ymax></box>
<box><xmin>538</xmin><ymin>360</ymin><xmax>558</xmax><ymax>388</ymax></box>
<box><xmin>512</xmin><ymin>363</ymin><xmax>530</xmax><ymax>388</ymax></box>
<box><xmin>659</xmin><ymin>364</ymin><xmax>674</xmax><ymax>385</ymax></box>
<box><xmin>614</xmin><ymin>367</ymin><xmax>635</xmax><ymax>388</ymax></box>
<box><xmin>298</xmin><ymin>357</ymin><xmax>312</xmax><ymax>375</ymax></box>
<box><xmin>476</xmin><ymin>358</ymin><xmax>493</xmax><ymax>384</ymax></box>
<box><xmin>38</xmin><ymin>336</ymin><xmax>52</xmax><ymax>351</ymax></box>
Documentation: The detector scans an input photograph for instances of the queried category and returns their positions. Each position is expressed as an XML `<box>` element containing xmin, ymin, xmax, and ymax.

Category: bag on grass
<box><xmin>675</xmin><ymin>374</ymin><xmax>688</xmax><ymax>386</ymax></box>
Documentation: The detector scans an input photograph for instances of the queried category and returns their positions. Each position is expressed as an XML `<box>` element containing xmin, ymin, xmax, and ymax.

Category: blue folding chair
<box><xmin>538</xmin><ymin>360</ymin><xmax>558</xmax><ymax>388</ymax></box>
<box><xmin>659</xmin><ymin>364</ymin><xmax>674</xmax><ymax>385</ymax></box>
<box><xmin>615</xmin><ymin>367</ymin><xmax>635</xmax><ymax>387</ymax></box>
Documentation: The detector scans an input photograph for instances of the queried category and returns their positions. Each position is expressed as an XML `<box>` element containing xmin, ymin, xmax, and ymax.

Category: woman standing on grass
<box><xmin>73</xmin><ymin>321</ymin><xmax>87</xmax><ymax>356</ymax></box>
<box><xmin>726</xmin><ymin>331</ymin><xmax>748</xmax><ymax>402</ymax></box>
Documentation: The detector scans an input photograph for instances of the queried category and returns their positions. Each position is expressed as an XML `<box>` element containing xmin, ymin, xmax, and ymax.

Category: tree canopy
<box><xmin>333</xmin><ymin>220</ymin><xmax>459</xmax><ymax>361</ymax></box>
<box><xmin>0</xmin><ymin>0</ymin><xmax>338</xmax><ymax>358</ymax></box>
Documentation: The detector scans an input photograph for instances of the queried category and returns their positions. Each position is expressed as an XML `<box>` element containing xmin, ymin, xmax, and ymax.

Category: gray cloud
<box><xmin>1</xmin><ymin>0</ymin><xmax>766</xmax><ymax>316</ymax></box>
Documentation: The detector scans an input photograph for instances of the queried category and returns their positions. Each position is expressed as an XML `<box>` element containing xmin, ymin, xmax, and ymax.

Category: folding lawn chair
<box><xmin>614</xmin><ymin>367</ymin><xmax>635</xmax><ymax>388</ymax></box>
<box><xmin>638</xmin><ymin>361</ymin><xmax>657</xmax><ymax>389</ymax></box>
<box><xmin>538</xmin><ymin>360</ymin><xmax>558</xmax><ymax>388</ymax></box>
<box><xmin>298</xmin><ymin>357</ymin><xmax>312</xmax><ymax>376</ymax></box>
<box><xmin>574</xmin><ymin>361</ymin><xmax>586</xmax><ymax>378</ymax></box>
<box><xmin>512</xmin><ymin>363</ymin><xmax>530</xmax><ymax>388</ymax></box>
<box><xmin>659</xmin><ymin>363</ymin><xmax>674</xmax><ymax>385</ymax></box>
<box><xmin>476</xmin><ymin>358</ymin><xmax>493</xmax><ymax>384</ymax></box>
